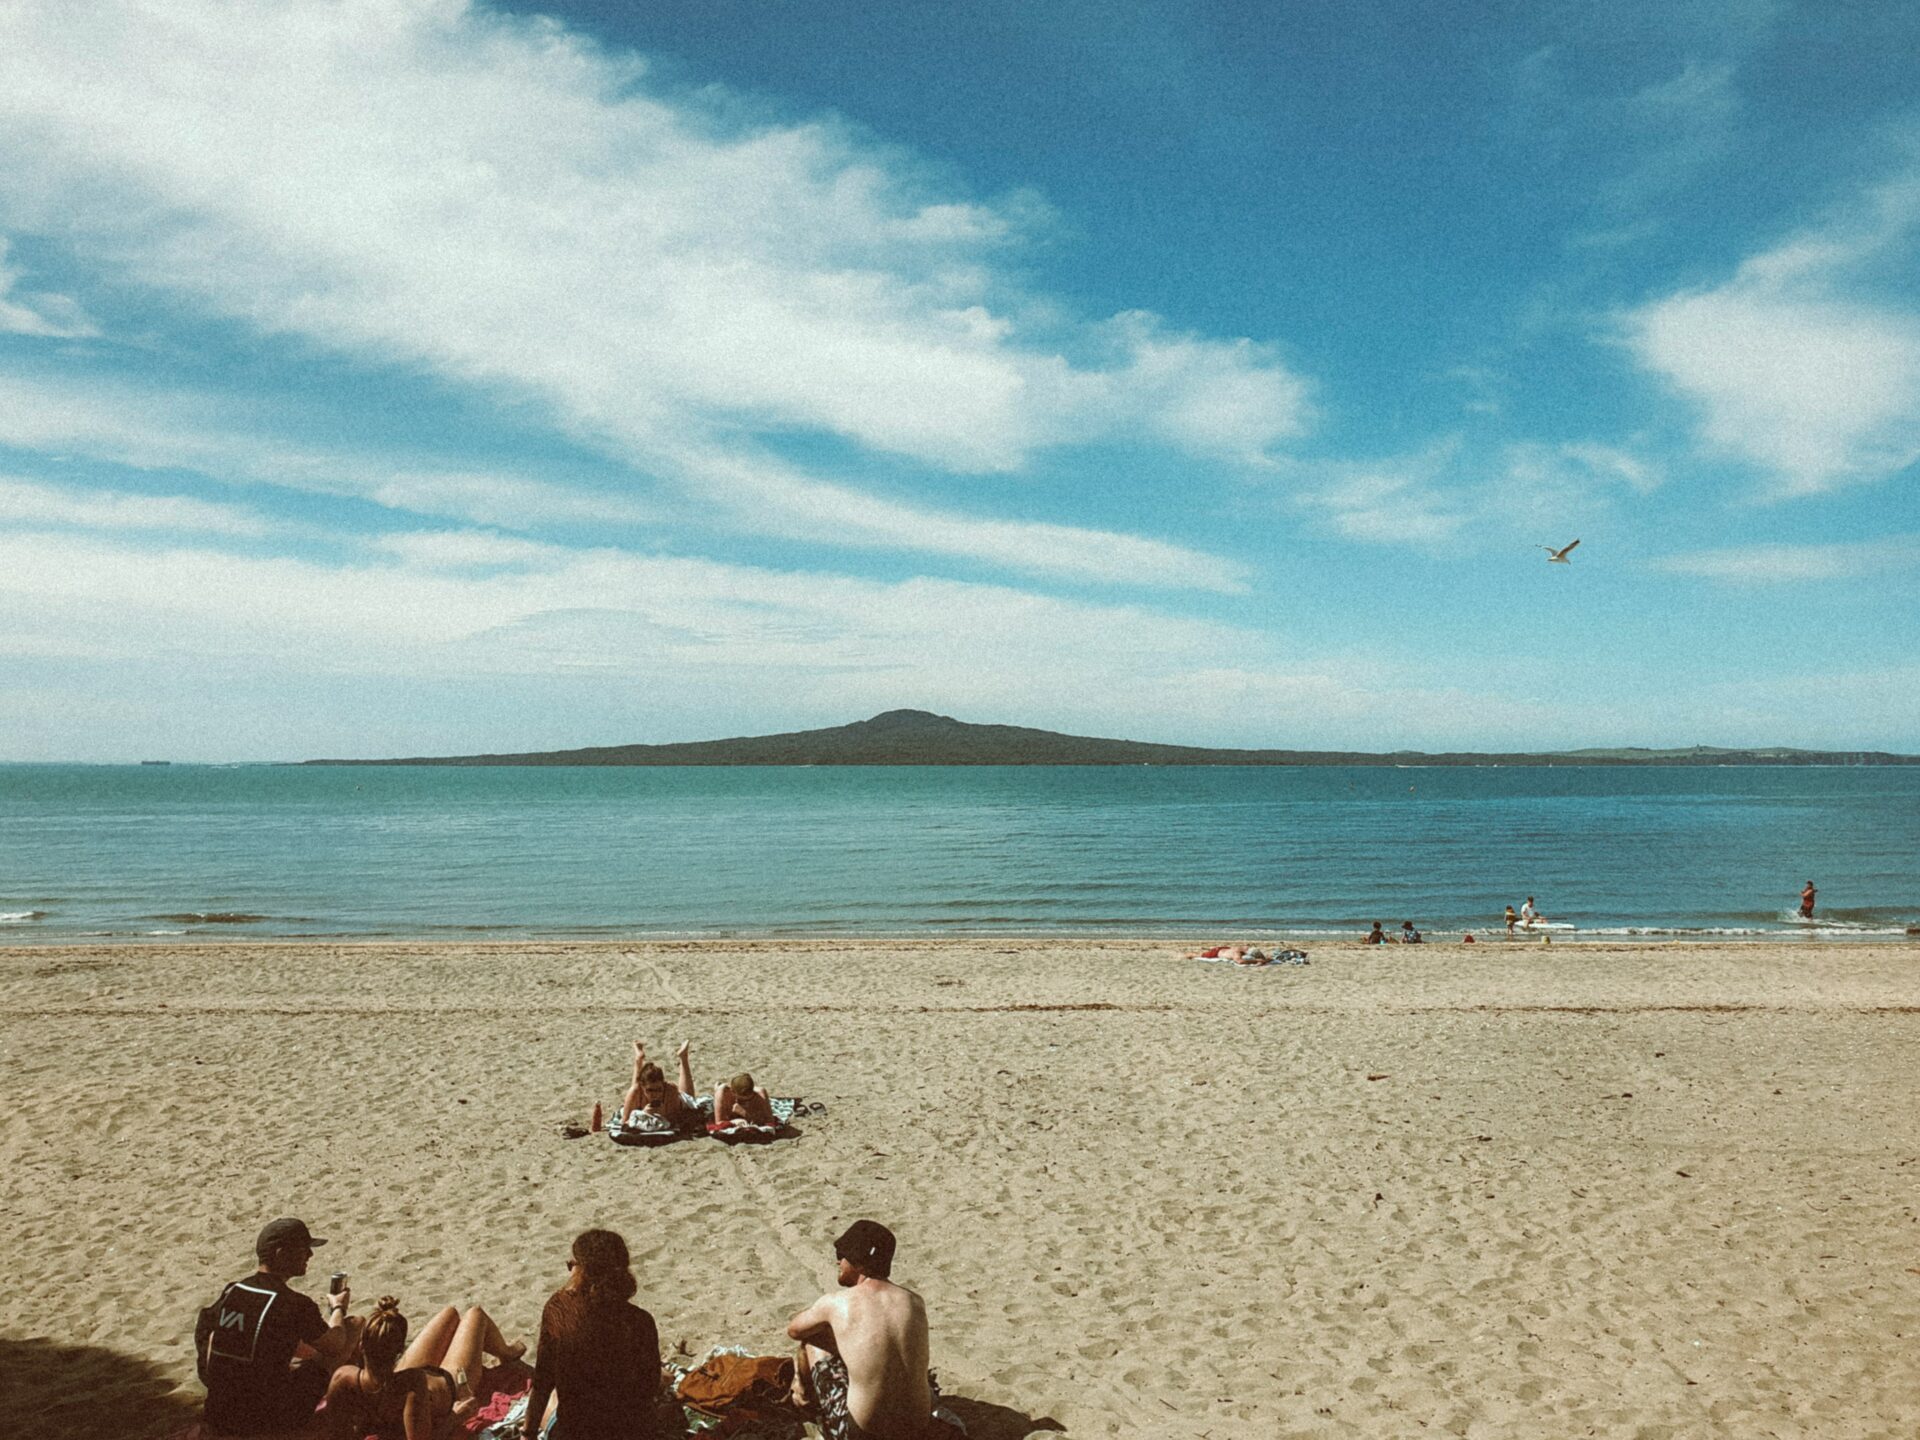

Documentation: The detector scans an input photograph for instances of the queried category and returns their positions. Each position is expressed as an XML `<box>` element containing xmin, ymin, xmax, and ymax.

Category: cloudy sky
<box><xmin>1</xmin><ymin>0</ymin><xmax>1916</xmax><ymax>760</ymax></box>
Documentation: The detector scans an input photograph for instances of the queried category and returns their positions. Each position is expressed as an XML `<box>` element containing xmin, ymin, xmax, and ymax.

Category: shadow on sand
<box><xmin>0</xmin><ymin>1332</ymin><xmax>1067</xmax><ymax>1440</ymax></box>
<box><xmin>2</xmin><ymin>1333</ymin><xmax>201</xmax><ymax>1440</ymax></box>
<box><xmin>942</xmin><ymin>1393</ymin><xmax>1068</xmax><ymax>1438</ymax></box>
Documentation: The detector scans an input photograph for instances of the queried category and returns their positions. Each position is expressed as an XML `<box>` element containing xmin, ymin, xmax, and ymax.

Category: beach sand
<box><xmin>3</xmin><ymin>937</ymin><xmax>1919</xmax><ymax>1439</ymax></box>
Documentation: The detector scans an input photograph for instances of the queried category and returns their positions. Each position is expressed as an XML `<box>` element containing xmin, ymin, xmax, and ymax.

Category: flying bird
<box><xmin>1541</xmin><ymin>539</ymin><xmax>1580</xmax><ymax>563</ymax></box>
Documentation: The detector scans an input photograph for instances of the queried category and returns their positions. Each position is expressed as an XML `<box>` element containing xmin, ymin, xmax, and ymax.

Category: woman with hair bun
<box><xmin>321</xmin><ymin>1296</ymin><xmax>523</xmax><ymax>1440</ymax></box>
<box><xmin>521</xmin><ymin>1229</ymin><xmax>662</xmax><ymax>1440</ymax></box>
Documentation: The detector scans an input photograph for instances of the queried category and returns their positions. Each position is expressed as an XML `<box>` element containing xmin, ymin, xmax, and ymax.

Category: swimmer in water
<box><xmin>1799</xmin><ymin>880</ymin><xmax>1816</xmax><ymax>919</ymax></box>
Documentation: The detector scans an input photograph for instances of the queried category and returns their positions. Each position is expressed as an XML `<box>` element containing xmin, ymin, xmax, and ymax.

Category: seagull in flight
<box><xmin>1541</xmin><ymin>539</ymin><xmax>1580</xmax><ymax>564</ymax></box>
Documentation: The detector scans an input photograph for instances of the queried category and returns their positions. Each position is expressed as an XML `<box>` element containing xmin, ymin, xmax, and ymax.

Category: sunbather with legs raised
<box><xmin>620</xmin><ymin>1040</ymin><xmax>706</xmax><ymax>1134</ymax></box>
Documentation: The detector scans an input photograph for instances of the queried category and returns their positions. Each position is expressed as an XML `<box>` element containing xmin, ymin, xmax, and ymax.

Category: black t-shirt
<box><xmin>199</xmin><ymin>1273</ymin><xmax>329</xmax><ymax>1433</ymax></box>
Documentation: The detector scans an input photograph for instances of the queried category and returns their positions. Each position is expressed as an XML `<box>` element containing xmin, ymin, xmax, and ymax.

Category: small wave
<box><xmin>144</xmin><ymin>928</ymin><xmax>188</xmax><ymax>936</ymax></box>
<box><xmin>147</xmin><ymin>912</ymin><xmax>271</xmax><ymax>924</ymax></box>
<box><xmin>1585</xmin><ymin>925</ymin><xmax>1775</xmax><ymax>937</ymax></box>
<box><xmin>0</xmin><ymin>909</ymin><xmax>49</xmax><ymax>922</ymax></box>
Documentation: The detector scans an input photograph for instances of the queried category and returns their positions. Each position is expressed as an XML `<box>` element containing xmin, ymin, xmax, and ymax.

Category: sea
<box><xmin>1</xmin><ymin>763</ymin><xmax>1916</xmax><ymax>942</ymax></box>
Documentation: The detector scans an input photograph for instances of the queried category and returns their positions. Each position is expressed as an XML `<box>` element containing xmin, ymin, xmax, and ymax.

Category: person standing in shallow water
<box><xmin>1800</xmin><ymin>880</ymin><xmax>1817</xmax><ymax>919</ymax></box>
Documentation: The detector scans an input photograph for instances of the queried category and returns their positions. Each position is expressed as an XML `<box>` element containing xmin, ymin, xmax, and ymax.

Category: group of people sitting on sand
<box><xmin>198</xmin><ymin>1213</ymin><xmax>960</xmax><ymax>1440</ymax></box>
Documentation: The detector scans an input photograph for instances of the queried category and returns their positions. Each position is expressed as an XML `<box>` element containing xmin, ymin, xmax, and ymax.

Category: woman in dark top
<box><xmin>523</xmin><ymin>1229</ymin><xmax>663</xmax><ymax>1440</ymax></box>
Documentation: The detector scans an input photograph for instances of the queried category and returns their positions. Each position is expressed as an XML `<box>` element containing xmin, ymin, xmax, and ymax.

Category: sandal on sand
<box><xmin>556</xmin><ymin>1121</ymin><xmax>589</xmax><ymax>1140</ymax></box>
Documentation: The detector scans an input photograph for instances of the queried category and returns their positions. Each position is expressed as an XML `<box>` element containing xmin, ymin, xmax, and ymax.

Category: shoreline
<box><xmin>7</xmin><ymin>938</ymin><xmax>1920</xmax><ymax>1438</ymax></box>
<box><xmin>4</xmin><ymin>925</ymin><xmax>1916</xmax><ymax>948</ymax></box>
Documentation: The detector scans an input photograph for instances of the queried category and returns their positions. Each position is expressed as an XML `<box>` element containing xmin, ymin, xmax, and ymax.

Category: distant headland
<box><xmin>302</xmin><ymin>709</ymin><xmax>1920</xmax><ymax>767</ymax></box>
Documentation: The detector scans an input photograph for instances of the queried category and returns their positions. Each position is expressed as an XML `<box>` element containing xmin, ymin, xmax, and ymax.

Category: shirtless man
<box><xmin>787</xmin><ymin>1221</ymin><xmax>956</xmax><ymax>1440</ymax></box>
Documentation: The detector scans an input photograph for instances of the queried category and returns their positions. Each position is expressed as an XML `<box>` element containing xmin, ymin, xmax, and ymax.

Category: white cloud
<box><xmin>371</xmin><ymin>529</ymin><xmax>566</xmax><ymax>569</ymax></box>
<box><xmin>1624</xmin><ymin>169</ymin><xmax>1920</xmax><ymax>495</ymax></box>
<box><xmin>0</xmin><ymin>524</ymin><xmax>1641</xmax><ymax>757</ymax></box>
<box><xmin>0</xmin><ymin>475</ymin><xmax>269</xmax><ymax>535</ymax></box>
<box><xmin>0</xmin><ymin>369</ymin><xmax>665</xmax><ymax>526</ymax></box>
<box><xmin>0</xmin><ymin>237</ymin><xmax>95</xmax><ymax>338</ymax></box>
<box><xmin>0</xmin><ymin>0</ymin><xmax>1311</xmax><ymax>576</ymax></box>
<box><xmin>675</xmin><ymin>445</ymin><xmax>1248</xmax><ymax>591</ymax></box>
<box><xmin>0</xmin><ymin>526</ymin><xmax>1227</xmax><ymax>666</ymax></box>
<box><xmin>1285</xmin><ymin>446</ymin><xmax>1470</xmax><ymax>546</ymax></box>
<box><xmin>0</xmin><ymin>369</ymin><xmax>1243</xmax><ymax>588</ymax></box>
<box><xmin>1656</xmin><ymin>535</ymin><xmax>1916</xmax><ymax>584</ymax></box>
<box><xmin>1286</xmin><ymin>438</ymin><xmax>1656</xmax><ymax>548</ymax></box>
<box><xmin>1102</xmin><ymin>312</ymin><xmax>1312</xmax><ymax>462</ymax></box>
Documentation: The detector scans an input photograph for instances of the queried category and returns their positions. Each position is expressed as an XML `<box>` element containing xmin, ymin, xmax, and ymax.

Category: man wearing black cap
<box><xmin>786</xmin><ymin>1220</ymin><xmax>957</xmax><ymax>1439</ymax></box>
<box><xmin>195</xmin><ymin>1217</ymin><xmax>361</xmax><ymax>1434</ymax></box>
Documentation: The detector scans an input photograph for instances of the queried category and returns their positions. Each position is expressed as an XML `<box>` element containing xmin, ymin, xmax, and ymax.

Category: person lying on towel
<box><xmin>620</xmin><ymin>1040</ymin><xmax>708</xmax><ymax>1134</ymax></box>
<box><xmin>786</xmin><ymin>1221</ymin><xmax>961</xmax><ymax>1440</ymax></box>
<box><xmin>714</xmin><ymin>1071</ymin><xmax>778</xmax><ymax>1129</ymax></box>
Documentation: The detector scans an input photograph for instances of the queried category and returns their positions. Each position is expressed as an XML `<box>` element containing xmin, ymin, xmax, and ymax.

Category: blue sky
<box><xmin>1</xmin><ymin>0</ymin><xmax>1916</xmax><ymax>760</ymax></box>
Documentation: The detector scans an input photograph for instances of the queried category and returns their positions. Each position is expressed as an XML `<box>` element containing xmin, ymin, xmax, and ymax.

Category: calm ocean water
<box><xmin>1</xmin><ymin>763</ymin><xmax>1916</xmax><ymax>942</ymax></box>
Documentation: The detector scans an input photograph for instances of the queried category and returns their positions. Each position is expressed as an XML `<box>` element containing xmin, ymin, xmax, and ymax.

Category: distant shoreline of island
<box><xmin>301</xmin><ymin>709</ymin><xmax>1920</xmax><ymax>768</ymax></box>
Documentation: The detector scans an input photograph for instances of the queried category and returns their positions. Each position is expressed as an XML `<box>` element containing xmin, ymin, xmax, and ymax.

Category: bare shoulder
<box><xmin>789</xmin><ymin>1285</ymin><xmax>850</xmax><ymax>1337</ymax></box>
<box><xmin>869</xmin><ymin>1278</ymin><xmax>925</xmax><ymax>1322</ymax></box>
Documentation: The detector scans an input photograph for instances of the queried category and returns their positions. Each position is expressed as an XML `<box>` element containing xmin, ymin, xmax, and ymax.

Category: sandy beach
<box><xmin>4</xmin><ymin>937</ymin><xmax>1918</xmax><ymax>1439</ymax></box>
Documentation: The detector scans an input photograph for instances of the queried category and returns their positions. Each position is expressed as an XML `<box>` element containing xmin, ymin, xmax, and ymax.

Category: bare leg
<box><xmin>618</xmin><ymin>1041</ymin><xmax>650</xmax><ymax>1120</ymax></box>
<box><xmin>441</xmin><ymin>1304</ymin><xmax>523</xmax><ymax>1383</ymax></box>
<box><xmin>792</xmin><ymin>1341</ymin><xmax>821</xmax><ymax>1410</ymax></box>
<box><xmin>676</xmin><ymin>1039</ymin><xmax>695</xmax><ymax>1101</ymax></box>
<box><xmin>396</xmin><ymin>1305</ymin><xmax>462</xmax><ymax>1372</ymax></box>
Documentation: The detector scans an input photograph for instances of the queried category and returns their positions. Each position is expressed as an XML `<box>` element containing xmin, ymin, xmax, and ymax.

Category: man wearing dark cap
<box><xmin>195</xmin><ymin>1217</ymin><xmax>362</xmax><ymax>1434</ymax></box>
<box><xmin>786</xmin><ymin>1220</ymin><xmax>958</xmax><ymax>1439</ymax></box>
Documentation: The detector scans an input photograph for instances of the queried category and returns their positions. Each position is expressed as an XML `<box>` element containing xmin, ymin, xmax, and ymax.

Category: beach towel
<box><xmin>607</xmin><ymin>1093</ymin><xmax>714</xmax><ymax>1147</ymax></box>
<box><xmin>611</xmin><ymin>1096</ymin><xmax>810</xmax><ymax>1146</ymax></box>
<box><xmin>1196</xmin><ymin>949</ymin><xmax>1309</xmax><ymax>967</ymax></box>
<box><xmin>707</xmin><ymin>1096</ymin><xmax>805</xmax><ymax>1144</ymax></box>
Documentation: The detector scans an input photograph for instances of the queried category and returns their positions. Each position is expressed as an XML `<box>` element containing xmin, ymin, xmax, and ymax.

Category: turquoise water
<box><xmin>1</xmin><ymin>763</ymin><xmax>1916</xmax><ymax>941</ymax></box>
